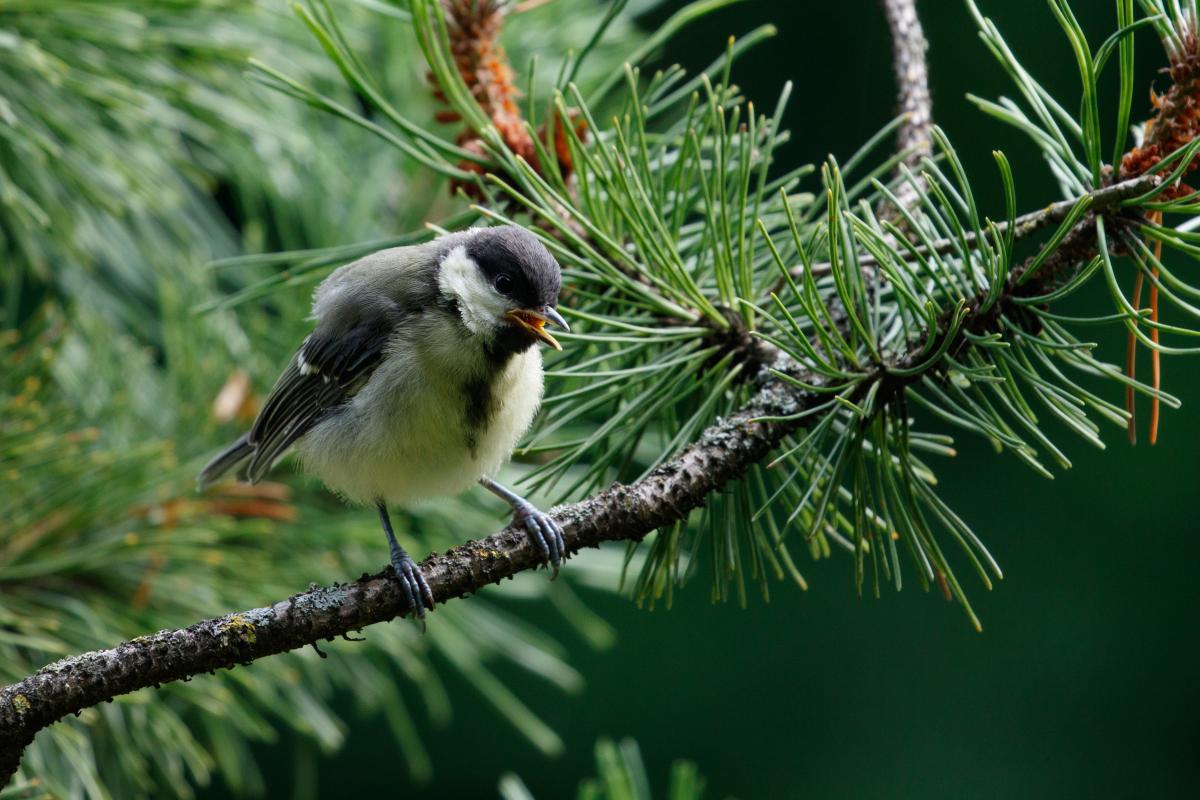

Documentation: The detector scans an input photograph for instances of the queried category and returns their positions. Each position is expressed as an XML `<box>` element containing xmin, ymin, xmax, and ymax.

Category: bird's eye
<box><xmin>494</xmin><ymin>273</ymin><xmax>513</xmax><ymax>294</ymax></box>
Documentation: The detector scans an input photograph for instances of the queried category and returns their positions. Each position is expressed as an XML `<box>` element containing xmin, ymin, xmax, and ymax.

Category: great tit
<box><xmin>198</xmin><ymin>225</ymin><xmax>570</xmax><ymax>620</ymax></box>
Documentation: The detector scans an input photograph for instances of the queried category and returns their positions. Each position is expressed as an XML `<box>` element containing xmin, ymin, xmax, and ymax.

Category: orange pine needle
<box><xmin>1150</xmin><ymin>220</ymin><xmax>1164</xmax><ymax>444</ymax></box>
<box><xmin>1128</xmin><ymin>212</ymin><xmax>1167</xmax><ymax>446</ymax></box>
<box><xmin>1116</xmin><ymin>8</ymin><xmax>1200</xmax><ymax>445</ymax></box>
<box><xmin>1126</xmin><ymin>270</ymin><xmax>1144</xmax><ymax>444</ymax></box>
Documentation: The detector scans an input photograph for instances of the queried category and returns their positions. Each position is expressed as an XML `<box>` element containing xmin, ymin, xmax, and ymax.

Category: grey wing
<box><xmin>242</xmin><ymin>301</ymin><xmax>402</xmax><ymax>482</ymax></box>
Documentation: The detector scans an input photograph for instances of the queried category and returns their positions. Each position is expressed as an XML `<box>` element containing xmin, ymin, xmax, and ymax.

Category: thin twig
<box><xmin>878</xmin><ymin>0</ymin><xmax>933</xmax><ymax>223</ymax></box>
<box><xmin>794</xmin><ymin>174</ymin><xmax>1160</xmax><ymax>280</ymax></box>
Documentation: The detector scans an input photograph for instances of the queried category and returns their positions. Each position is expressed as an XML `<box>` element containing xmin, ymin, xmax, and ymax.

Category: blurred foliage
<box><xmin>499</xmin><ymin>738</ymin><xmax>706</xmax><ymax>800</ymax></box>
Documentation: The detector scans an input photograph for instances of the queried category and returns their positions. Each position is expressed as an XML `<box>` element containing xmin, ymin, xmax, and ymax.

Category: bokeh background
<box><xmin>3</xmin><ymin>1</ymin><xmax>1197</xmax><ymax>798</ymax></box>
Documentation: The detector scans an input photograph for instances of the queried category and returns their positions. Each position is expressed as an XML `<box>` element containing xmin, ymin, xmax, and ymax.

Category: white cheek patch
<box><xmin>437</xmin><ymin>245</ymin><xmax>510</xmax><ymax>336</ymax></box>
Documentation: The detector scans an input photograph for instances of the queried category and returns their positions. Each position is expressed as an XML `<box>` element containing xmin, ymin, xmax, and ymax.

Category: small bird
<box><xmin>198</xmin><ymin>225</ymin><xmax>569</xmax><ymax>620</ymax></box>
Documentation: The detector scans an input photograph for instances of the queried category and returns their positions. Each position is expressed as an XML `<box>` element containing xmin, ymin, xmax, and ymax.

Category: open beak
<box><xmin>504</xmin><ymin>306</ymin><xmax>569</xmax><ymax>351</ymax></box>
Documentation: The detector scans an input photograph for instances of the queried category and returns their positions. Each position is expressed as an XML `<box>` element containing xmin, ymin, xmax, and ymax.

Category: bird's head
<box><xmin>437</xmin><ymin>226</ymin><xmax>568</xmax><ymax>352</ymax></box>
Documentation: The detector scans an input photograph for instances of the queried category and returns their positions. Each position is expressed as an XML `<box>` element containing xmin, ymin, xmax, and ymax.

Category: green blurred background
<box><xmin>211</xmin><ymin>2</ymin><xmax>1200</xmax><ymax>797</ymax></box>
<box><xmin>3</xmin><ymin>0</ymin><xmax>1196</xmax><ymax>797</ymax></box>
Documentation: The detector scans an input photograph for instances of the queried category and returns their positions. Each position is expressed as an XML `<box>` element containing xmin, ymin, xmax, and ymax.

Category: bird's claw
<box><xmin>515</xmin><ymin>502</ymin><xmax>566</xmax><ymax>578</ymax></box>
<box><xmin>390</xmin><ymin>551</ymin><xmax>435</xmax><ymax>628</ymax></box>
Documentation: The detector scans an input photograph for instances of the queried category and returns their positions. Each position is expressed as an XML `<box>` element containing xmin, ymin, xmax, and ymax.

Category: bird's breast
<box><xmin>294</xmin><ymin>334</ymin><xmax>544</xmax><ymax>507</ymax></box>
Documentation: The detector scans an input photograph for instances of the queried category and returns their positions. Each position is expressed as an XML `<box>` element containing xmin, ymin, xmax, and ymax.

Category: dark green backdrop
<box><xmin>208</xmin><ymin>2</ymin><xmax>1200</xmax><ymax>797</ymax></box>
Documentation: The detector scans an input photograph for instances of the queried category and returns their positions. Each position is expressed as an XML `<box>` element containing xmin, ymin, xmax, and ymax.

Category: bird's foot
<box><xmin>477</xmin><ymin>478</ymin><xmax>566</xmax><ymax>578</ymax></box>
<box><xmin>389</xmin><ymin>550</ymin><xmax>435</xmax><ymax>627</ymax></box>
<box><xmin>513</xmin><ymin>501</ymin><xmax>566</xmax><ymax>578</ymax></box>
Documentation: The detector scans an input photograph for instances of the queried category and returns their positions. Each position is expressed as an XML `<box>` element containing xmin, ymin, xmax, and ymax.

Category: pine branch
<box><xmin>799</xmin><ymin>173</ymin><xmax>1161</xmax><ymax>279</ymax></box>
<box><xmin>882</xmin><ymin>0</ymin><xmax>932</xmax><ymax>164</ymax></box>
<box><xmin>879</xmin><ymin>0</ymin><xmax>933</xmax><ymax>217</ymax></box>
<box><xmin>0</xmin><ymin>170</ymin><xmax>1161</xmax><ymax>787</ymax></box>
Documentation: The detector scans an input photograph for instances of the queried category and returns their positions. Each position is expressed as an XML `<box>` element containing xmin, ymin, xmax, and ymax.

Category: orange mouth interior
<box><xmin>511</xmin><ymin>310</ymin><xmax>547</xmax><ymax>331</ymax></box>
<box><xmin>505</xmin><ymin>309</ymin><xmax>562</xmax><ymax>350</ymax></box>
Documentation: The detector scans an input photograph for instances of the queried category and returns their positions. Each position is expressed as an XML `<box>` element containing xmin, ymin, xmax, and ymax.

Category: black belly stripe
<box><xmin>463</xmin><ymin>344</ymin><xmax>527</xmax><ymax>458</ymax></box>
<box><xmin>463</xmin><ymin>375</ymin><xmax>493</xmax><ymax>457</ymax></box>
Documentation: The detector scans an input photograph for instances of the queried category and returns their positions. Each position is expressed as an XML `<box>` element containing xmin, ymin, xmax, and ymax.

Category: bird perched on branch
<box><xmin>198</xmin><ymin>225</ymin><xmax>569</xmax><ymax>620</ymax></box>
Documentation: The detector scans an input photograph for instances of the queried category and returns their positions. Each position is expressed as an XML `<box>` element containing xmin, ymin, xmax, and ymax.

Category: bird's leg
<box><xmin>376</xmin><ymin>502</ymin><xmax>435</xmax><ymax>623</ymax></box>
<box><xmin>478</xmin><ymin>477</ymin><xmax>566</xmax><ymax>577</ymax></box>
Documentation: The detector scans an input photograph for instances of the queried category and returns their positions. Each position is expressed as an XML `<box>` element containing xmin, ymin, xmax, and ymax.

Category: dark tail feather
<box><xmin>197</xmin><ymin>433</ymin><xmax>254</xmax><ymax>491</ymax></box>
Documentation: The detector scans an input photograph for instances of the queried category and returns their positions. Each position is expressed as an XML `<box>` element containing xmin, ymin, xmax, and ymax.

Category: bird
<box><xmin>197</xmin><ymin>225</ymin><xmax>570</xmax><ymax>621</ymax></box>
